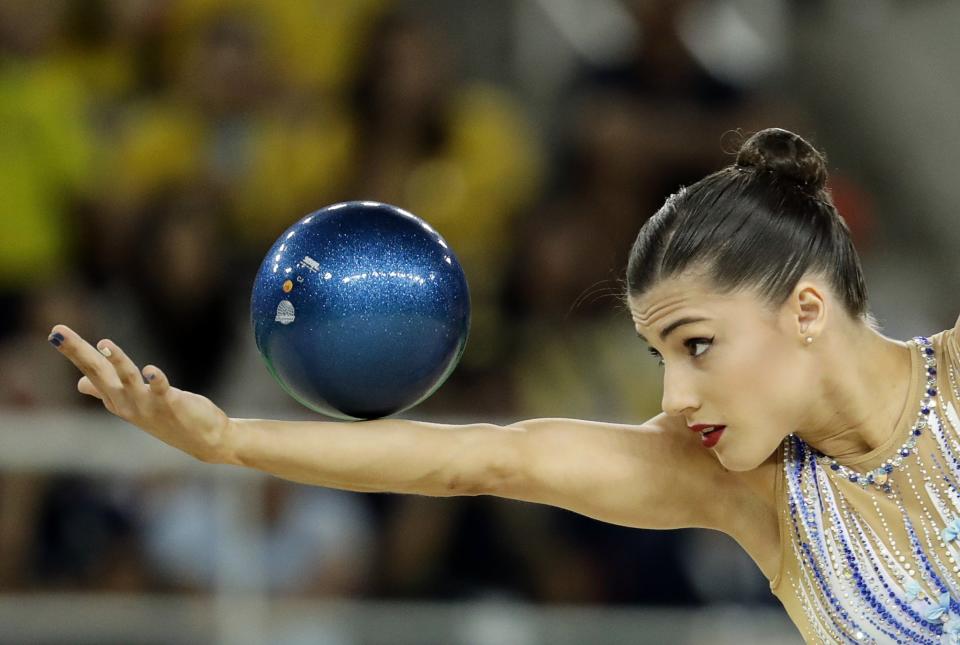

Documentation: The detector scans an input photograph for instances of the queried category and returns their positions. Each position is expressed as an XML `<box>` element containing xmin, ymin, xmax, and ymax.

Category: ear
<box><xmin>785</xmin><ymin>280</ymin><xmax>827</xmax><ymax>339</ymax></box>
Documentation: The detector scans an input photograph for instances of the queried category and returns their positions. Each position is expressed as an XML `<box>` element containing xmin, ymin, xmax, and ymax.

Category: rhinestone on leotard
<box><xmin>812</xmin><ymin>337</ymin><xmax>938</xmax><ymax>492</ymax></box>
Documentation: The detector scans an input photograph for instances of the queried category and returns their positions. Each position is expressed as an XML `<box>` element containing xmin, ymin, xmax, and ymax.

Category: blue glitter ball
<box><xmin>250</xmin><ymin>201</ymin><xmax>471</xmax><ymax>420</ymax></box>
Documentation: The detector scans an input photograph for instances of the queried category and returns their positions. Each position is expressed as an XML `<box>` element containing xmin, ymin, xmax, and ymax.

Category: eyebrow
<box><xmin>636</xmin><ymin>316</ymin><xmax>711</xmax><ymax>344</ymax></box>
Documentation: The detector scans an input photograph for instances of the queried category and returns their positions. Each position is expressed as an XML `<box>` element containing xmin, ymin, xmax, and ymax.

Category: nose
<box><xmin>660</xmin><ymin>366</ymin><xmax>699</xmax><ymax>418</ymax></box>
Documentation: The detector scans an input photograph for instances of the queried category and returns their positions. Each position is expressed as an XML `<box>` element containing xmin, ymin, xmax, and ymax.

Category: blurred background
<box><xmin>1</xmin><ymin>0</ymin><xmax>958</xmax><ymax>643</ymax></box>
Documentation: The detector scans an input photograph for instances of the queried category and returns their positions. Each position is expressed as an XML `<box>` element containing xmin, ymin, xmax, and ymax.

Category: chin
<box><xmin>714</xmin><ymin>426</ymin><xmax>784</xmax><ymax>472</ymax></box>
<box><xmin>715</xmin><ymin>446</ymin><xmax>769</xmax><ymax>472</ymax></box>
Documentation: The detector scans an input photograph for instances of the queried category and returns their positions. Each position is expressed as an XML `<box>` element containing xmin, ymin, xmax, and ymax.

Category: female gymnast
<box><xmin>49</xmin><ymin>128</ymin><xmax>960</xmax><ymax>643</ymax></box>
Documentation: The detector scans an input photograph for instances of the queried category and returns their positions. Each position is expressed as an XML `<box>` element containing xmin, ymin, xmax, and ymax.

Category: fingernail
<box><xmin>147</xmin><ymin>372</ymin><xmax>156</xmax><ymax>381</ymax></box>
<box><xmin>48</xmin><ymin>332</ymin><xmax>64</xmax><ymax>348</ymax></box>
<box><xmin>98</xmin><ymin>345</ymin><xmax>112</xmax><ymax>358</ymax></box>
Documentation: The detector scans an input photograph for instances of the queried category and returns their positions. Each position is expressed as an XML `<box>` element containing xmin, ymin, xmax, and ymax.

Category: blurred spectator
<box><xmin>371</xmin><ymin>496</ymin><xmax>593</xmax><ymax>602</ymax></box>
<box><xmin>122</xmin><ymin>182</ymin><xmax>240</xmax><ymax>394</ymax></box>
<box><xmin>30</xmin><ymin>475</ymin><xmax>146</xmax><ymax>591</ymax></box>
<box><xmin>0</xmin><ymin>280</ymin><xmax>102</xmax><ymax>409</ymax></box>
<box><xmin>140</xmin><ymin>477</ymin><xmax>375</xmax><ymax>596</ymax></box>
<box><xmin>84</xmin><ymin>1</ymin><xmax>363</xmax><ymax>286</ymax></box>
<box><xmin>372</xmin><ymin>494</ymin><xmax>700</xmax><ymax>605</ymax></box>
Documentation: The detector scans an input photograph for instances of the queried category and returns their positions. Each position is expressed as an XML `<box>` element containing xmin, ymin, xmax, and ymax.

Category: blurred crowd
<box><xmin>0</xmin><ymin>0</ymin><xmax>877</xmax><ymax>612</ymax></box>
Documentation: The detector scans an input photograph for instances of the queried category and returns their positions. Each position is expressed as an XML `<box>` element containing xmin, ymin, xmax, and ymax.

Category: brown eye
<box><xmin>685</xmin><ymin>338</ymin><xmax>713</xmax><ymax>359</ymax></box>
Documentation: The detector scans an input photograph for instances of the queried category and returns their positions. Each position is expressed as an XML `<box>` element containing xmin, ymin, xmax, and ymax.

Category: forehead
<box><xmin>628</xmin><ymin>276</ymin><xmax>756</xmax><ymax>336</ymax></box>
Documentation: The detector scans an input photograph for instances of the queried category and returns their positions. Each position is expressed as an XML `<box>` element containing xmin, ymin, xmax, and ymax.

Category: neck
<box><xmin>795</xmin><ymin>326</ymin><xmax>914</xmax><ymax>462</ymax></box>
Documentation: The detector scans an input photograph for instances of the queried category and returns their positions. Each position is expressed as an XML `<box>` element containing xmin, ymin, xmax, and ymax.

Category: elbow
<box><xmin>444</xmin><ymin>461</ymin><xmax>518</xmax><ymax>496</ymax></box>
<box><xmin>443</xmin><ymin>473</ymin><xmax>481</xmax><ymax>495</ymax></box>
<box><xmin>441</xmin><ymin>433</ymin><xmax>523</xmax><ymax>497</ymax></box>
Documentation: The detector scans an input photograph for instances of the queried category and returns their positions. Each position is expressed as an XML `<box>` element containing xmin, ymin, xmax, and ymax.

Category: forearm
<box><xmin>226</xmin><ymin>417</ymin><xmax>516</xmax><ymax>497</ymax></box>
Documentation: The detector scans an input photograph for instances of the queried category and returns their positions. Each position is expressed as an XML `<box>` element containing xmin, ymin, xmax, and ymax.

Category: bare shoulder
<box><xmin>648</xmin><ymin>413</ymin><xmax>783</xmax><ymax>579</ymax></box>
<box><xmin>501</xmin><ymin>412</ymin><xmax>785</xmax><ymax>579</ymax></box>
<box><xmin>647</xmin><ymin>412</ymin><xmax>780</xmax><ymax>507</ymax></box>
<box><xmin>626</xmin><ymin>413</ymin><xmax>768</xmax><ymax>520</ymax></box>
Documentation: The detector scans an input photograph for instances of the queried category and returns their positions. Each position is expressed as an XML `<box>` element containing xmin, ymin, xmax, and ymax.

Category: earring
<box><xmin>805</xmin><ymin>336</ymin><xmax>814</xmax><ymax>345</ymax></box>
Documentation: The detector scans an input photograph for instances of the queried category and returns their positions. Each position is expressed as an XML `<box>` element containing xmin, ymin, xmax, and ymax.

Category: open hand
<box><xmin>48</xmin><ymin>324</ymin><xmax>236</xmax><ymax>464</ymax></box>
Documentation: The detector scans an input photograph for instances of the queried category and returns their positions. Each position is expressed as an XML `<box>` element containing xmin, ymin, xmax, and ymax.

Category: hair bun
<box><xmin>735</xmin><ymin>128</ymin><xmax>828</xmax><ymax>192</ymax></box>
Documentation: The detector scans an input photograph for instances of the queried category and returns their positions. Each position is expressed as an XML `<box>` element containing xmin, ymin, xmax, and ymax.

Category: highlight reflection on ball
<box><xmin>250</xmin><ymin>201</ymin><xmax>471</xmax><ymax>420</ymax></box>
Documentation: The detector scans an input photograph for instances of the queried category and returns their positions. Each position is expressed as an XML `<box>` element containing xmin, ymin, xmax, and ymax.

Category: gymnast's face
<box><xmin>629</xmin><ymin>272</ymin><xmax>819</xmax><ymax>471</ymax></box>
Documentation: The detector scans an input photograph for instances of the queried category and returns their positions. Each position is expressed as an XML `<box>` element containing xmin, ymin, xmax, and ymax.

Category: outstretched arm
<box><xmin>48</xmin><ymin>324</ymin><xmax>509</xmax><ymax>497</ymax></box>
<box><xmin>49</xmin><ymin>324</ymin><xmax>771</xmax><ymax>541</ymax></box>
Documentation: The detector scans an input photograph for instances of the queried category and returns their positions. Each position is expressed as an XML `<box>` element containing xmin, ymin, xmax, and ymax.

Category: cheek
<box><xmin>750</xmin><ymin>342</ymin><xmax>809</xmax><ymax>423</ymax></box>
<box><xmin>715</xmin><ymin>338</ymin><xmax>768</xmax><ymax>392</ymax></box>
<box><xmin>721</xmin><ymin>336</ymin><xmax>802</xmax><ymax>415</ymax></box>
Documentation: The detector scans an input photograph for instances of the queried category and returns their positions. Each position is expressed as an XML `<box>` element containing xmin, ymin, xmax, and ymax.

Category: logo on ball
<box><xmin>275</xmin><ymin>300</ymin><xmax>295</xmax><ymax>325</ymax></box>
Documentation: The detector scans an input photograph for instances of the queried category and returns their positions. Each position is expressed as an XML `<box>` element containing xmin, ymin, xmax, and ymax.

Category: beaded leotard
<box><xmin>771</xmin><ymin>326</ymin><xmax>960</xmax><ymax>644</ymax></box>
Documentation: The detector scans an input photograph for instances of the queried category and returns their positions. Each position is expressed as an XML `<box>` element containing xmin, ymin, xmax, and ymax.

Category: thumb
<box><xmin>78</xmin><ymin>376</ymin><xmax>105</xmax><ymax>401</ymax></box>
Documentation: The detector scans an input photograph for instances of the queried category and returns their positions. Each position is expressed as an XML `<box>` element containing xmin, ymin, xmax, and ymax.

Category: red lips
<box><xmin>688</xmin><ymin>424</ymin><xmax>726</xmax><ymax>449</ymax></box>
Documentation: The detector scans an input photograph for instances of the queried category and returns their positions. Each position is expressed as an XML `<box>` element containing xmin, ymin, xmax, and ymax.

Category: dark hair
<box><xmin>624</xmin><ymin>128</ymin><xmax>875</xmax><ymax>327</ymax></box>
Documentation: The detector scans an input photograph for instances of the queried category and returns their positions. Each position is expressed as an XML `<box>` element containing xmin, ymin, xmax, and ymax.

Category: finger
<box><xmin>142</xmin><ymin>365</ymin><xmax>172</xmax><ymax>396</ymax></box>
<box><xmin>95</xmin><ymin>339</ymin><xmax>146</xmax><ymax>391</ymax></box>
<box><xmin>49</xmin><ymin>324</ymin><xmax>121</xmax><ymax>395</ymax></box>
<box><xmin>78</xmin><ymin>376</ymin><xmax>106</xmax><ymax>401</ymax></box>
